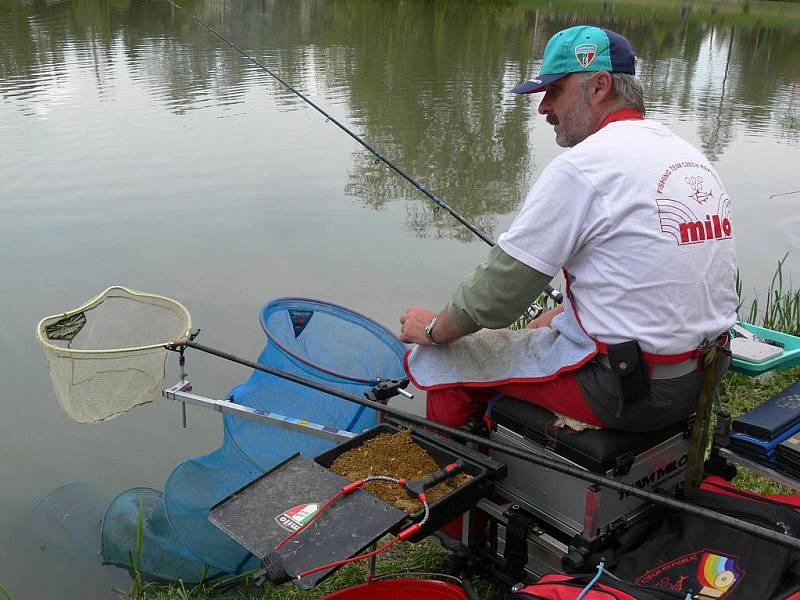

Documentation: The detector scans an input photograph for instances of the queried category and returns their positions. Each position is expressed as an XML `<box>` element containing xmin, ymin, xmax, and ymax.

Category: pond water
<box><xmin>1</xmin><ymin>0</ymin><xmax>799</xmax><ymax>596</ymax></box>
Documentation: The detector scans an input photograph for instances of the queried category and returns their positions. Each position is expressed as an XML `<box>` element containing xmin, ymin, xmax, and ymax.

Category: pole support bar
<box><xmin>162</xmin><ymin>380</ymin><xmax>356</xmax><ymax>443</ymax></box>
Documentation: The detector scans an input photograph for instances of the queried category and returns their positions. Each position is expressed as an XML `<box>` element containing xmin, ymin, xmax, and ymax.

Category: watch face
<box><xmin>425</xmin><ymin>317</ymin><xmax>438</xmax><ymax>343</ymax></box>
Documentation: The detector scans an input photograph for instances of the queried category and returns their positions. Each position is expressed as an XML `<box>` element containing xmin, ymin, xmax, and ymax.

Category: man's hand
<box><xmin>400</xmin><ymin>305</ymin><xmax>467</xmax><ymax>345</ymax></box>
<box><xmin>399</xmin><ymin>307</ymin><xmax>436</xmax><ymax>345</ymax></box>
<box><xmin>525</xmin><ymin>305</ymin><xmax>564</xmax><ymax>329</ymax></box>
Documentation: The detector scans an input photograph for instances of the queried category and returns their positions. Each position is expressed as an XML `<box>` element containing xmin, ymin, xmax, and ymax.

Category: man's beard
<box><xmin>550</xmin><ymin>86</ymin><xmax>594</xmax><ymax>148</ymax></box>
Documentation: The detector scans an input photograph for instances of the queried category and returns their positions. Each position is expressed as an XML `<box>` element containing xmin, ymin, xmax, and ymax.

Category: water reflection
<box><xmin>2</xmin><ymin>0</ymin><xmax>799</xmax><ymax>240</ymax></box>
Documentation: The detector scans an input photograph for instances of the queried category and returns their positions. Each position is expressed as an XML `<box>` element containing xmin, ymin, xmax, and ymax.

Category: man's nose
<box><xmin>537</xmin><ymin>93</ymin><xmax>551</xmax><ymax>115</ymax></box>
<box><xmin>537</xmin><ymin>98</ymin><xmax>549</xmax><ymax>115</ymax></box>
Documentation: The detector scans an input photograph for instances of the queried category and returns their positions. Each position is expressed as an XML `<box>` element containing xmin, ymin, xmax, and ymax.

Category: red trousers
<box><xmin>425</xmin><ymin>371</ymin><xmax>605</xmax><ymax>428</ymax></box>
<box><xmin>425</xmin><ymin>371</ymin><xmax>604</xmax><ymax>541</ymax></box>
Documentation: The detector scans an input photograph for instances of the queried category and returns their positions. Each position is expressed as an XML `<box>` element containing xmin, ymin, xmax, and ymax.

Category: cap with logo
<box><xmin>512</xmin><ymin>26</ymin><xmax>636</xmax><ymax>94</ymax></box>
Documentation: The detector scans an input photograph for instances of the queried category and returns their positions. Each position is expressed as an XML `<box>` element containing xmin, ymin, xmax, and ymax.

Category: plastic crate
<box><xmin>730</xmin><ymin>322</ymin><xmax>800</xmax><ymax>375</ymax></box>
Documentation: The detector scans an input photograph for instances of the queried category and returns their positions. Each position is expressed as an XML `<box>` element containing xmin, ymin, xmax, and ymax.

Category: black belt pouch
<box><xmin>607</xmin><ymin>340</ymin><xmax>650</xmax><ymax>402</ymax></box>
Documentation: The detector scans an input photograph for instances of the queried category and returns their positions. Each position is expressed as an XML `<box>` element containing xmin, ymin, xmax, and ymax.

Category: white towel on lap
<box><xmin>405</xmin><ymin>301</ymin><xmax>597</xmax><ymax>390</ymax></box>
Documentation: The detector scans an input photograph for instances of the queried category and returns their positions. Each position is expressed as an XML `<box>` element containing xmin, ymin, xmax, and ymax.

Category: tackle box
<box><xmin>489</xmin><ymin>398</ymin><xmax>690</xmax><ymax>539</ymax></box>
<box><xmin>777</xmin><ymin>434</ymin><xmax>800</xmax><ymax>479</ymax></box>
<box><xmin>730</xmin><ymin>322</ymin><xmax>800</xmax><ymax>375</ymax></box>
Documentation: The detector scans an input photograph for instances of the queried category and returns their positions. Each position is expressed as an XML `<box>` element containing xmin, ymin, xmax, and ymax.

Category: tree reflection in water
<box><xmin>2</xmin><ymin>0</ymin><xmax>798</xmax><ymax>239</ymax></box>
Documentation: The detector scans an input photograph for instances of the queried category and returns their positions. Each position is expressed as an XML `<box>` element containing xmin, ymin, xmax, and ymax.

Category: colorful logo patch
<box><xmin>696</xmin><ymin>552</ymin><xmax>741</xmax><ymax>598</ymax></box>
<box><xmin>288</xmin><ymin>309</ymin><xmax>314</xmax><ymax>338</ymax></box>
<box><xmin>275</xmin><ymin>503</ymin><xmax>319</xmax><ymax>532</ymax></box>
<box><xmin>575</xmin><ymin>43</ymin><xmax>597</xmax><ymax>68</ymax></box>
<box><xmin>636</xmin><ymin>549</ymin><xmax>744</xmax><ymax>599</ymax></box>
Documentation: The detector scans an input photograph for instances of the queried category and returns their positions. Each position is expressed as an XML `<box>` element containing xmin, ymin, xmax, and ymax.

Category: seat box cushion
<box><xmin>490</xmin><ymin>397</ymin><xmax>688</xmax><ymax>474</ymax></box>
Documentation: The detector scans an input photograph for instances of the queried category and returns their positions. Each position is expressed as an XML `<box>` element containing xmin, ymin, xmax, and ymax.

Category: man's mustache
<box><xmin>546</xmin><ymin>114</ymin><xmax>559</xmax><ymax>125</ymax></box>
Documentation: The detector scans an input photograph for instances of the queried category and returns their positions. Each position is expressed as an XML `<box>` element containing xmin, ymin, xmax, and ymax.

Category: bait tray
<box><xmin>314</xmin><ymin>422</ymin><xmax>505</xmax><ymax>540</ymax></box>
<box><xmin>208</xmin><ymin>423</ymin><xmax>504</xmax><ymax>589</ymax></box>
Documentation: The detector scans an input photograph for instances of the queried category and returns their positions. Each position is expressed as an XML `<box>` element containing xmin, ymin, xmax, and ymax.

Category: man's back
<box><xmin>500</xmin><ymin>118</ymin><xmax>738</xmax><ymax>354</ymax></box>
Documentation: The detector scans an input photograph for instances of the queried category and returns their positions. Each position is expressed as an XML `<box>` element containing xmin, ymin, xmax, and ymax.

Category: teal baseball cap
<box><xmin>512</xmin><ymin>26</ymin><xmax>636</xmax><ymax>94</ymax></box>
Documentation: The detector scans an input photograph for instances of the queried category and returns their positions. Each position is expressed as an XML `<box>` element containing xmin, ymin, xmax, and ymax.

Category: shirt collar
<box><xmin>598</xmin><ymin>108</ymin><xmax>645</xmax><ymax>131</ymax></box>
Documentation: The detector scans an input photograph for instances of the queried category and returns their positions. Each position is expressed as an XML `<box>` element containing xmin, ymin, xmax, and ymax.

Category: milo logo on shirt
<box><xmin>654</xmin><ymin>161</ymin><xmax>734</xmax><ymax>246</ymax></box>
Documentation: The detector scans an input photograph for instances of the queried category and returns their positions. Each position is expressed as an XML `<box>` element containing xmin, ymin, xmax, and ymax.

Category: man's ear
<box><xmin>588</xmin><ymin>71</ymin><xmax>614</xmax><ymax>105</ymax></box>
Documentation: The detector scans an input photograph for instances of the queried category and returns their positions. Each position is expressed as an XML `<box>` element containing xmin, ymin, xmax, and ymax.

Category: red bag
<box><xmin>509</xmin><ymin>573</ymin><xmax>685</xmax><ymax>599</ymax></box>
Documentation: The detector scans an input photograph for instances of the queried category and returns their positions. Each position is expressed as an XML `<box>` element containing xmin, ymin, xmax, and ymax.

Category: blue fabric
<box><xmin>101</xmin><ymin>298</ymin><xmax>406</xmax><ymax>581</ymax></box>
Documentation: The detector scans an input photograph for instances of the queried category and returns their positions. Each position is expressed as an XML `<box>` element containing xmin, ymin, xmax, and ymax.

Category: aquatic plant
<box><xmin>740</xmin><ymin>254</ymin><xmax>800</xmax><ymax>336</ymax></box>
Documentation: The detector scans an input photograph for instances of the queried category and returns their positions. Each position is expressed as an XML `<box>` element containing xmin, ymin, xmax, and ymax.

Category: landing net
<box><xmin>36</xmin><ymin>286</ymin><xmax>192</xmax><ymax>423</ymax></box>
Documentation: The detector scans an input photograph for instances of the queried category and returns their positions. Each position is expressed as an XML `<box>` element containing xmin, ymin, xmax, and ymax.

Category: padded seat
<box><xmin>491</xmin><ymin>397</ymin><xmax>690</xmax><ymax>474</ymax></box>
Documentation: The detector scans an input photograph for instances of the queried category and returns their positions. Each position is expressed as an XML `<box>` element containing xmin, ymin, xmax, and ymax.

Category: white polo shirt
<box><xmin>498</xmin><ymin>119</ymin><xmax>738</xmax><ymax>355</ymax></box>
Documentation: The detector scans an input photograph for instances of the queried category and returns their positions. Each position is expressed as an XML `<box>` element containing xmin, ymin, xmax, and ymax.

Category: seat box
<box><xmin>489</xmin><ymin>398</ymin><xmax>690</xmax><ymax>538</ymax></box>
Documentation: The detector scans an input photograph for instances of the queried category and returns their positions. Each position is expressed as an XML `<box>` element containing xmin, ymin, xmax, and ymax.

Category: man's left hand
<box><xmin>399</xmin><ymin>307</ymin><xmax>436</xmax><ymax>345</ymax></box>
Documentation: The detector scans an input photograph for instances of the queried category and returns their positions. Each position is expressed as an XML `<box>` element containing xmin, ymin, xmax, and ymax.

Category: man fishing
<box><xmin>399</xmin><ymin>25</ymin><xmax>737</xmax><ymax>433</ymax></box>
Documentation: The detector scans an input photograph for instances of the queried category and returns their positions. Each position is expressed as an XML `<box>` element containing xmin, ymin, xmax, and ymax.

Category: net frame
<box><xmin>36</xmin><ymin>286</ymin><xmax>193</xmax><ymax>423</ymax></box>
<box><xmin>36</xmin><ymin>285</ymin><xmax>192</xmax><ymax>355</ymax></box>
<box><xmin>259</xmin><ymin>296</ymin><xmax>403</xmax><ymax>385</ymax></box>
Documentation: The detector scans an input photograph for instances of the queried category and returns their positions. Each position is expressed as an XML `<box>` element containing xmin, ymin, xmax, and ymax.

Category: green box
<box><xmin>730</xmin><ymin>322</ymin><xmax>800</xmax><ymax>375</ymax></box>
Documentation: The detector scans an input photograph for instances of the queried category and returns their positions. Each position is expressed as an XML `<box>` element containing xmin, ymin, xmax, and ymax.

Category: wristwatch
<box><xmin>424</xmin><ymin>316</ymin><xmax>440</xmax><ymax>345</ymax></box>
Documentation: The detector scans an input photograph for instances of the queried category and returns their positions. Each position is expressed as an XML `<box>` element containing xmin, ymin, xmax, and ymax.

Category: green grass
<box><xmin>123</xmin><ymin>538</ymin><xmax>505</xmax><ymax>600</ymax></box>
<box><xmin>0</xmin><ymin>583</ymin><xmax>14</xmax><ymax>600</ymax></box>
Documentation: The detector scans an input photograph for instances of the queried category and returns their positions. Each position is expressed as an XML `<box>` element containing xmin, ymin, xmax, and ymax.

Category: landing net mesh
<box><xmin>36</xmin><ymin>286</ymin><xmax>192</xmax><ymax>423</ymax></box>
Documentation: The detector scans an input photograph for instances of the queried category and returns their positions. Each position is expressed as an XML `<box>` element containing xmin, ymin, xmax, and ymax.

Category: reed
<box><xmin>126</xmin><ymin>498</ymin><xmax>146</xmax><ymax>598</ymax></box>
<box><xmin>740</xmin><ymin>254</ymin><xmax>800</xmax><ymax>336</ymax></box>
<box><xmin>0</xmin><ymin>583</ymin><xmax>14</xmax><ymax>600</ymax></box>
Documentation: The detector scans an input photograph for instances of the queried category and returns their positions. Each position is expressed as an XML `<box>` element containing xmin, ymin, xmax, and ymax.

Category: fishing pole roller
<box><xmin>254</xmin><ymin>552</ymin><xmax>292</xmax><ymax>586</ymax></box>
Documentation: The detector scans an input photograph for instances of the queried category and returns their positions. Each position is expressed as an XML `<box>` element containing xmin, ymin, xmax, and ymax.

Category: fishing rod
<box><xmin>163</xmin><ymin>0</ymin><xmax>563</xmax><ymax>306</ymax></box>
<box><xmin>179</xmin><ymin>339</ymin><xmax>800</xmax><ymax>553</ymax></box>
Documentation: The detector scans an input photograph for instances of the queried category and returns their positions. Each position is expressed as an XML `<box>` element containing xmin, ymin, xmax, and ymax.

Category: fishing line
<box><xmin>770</xmin><ymin>190</ymin><xmax>800</xmax><ymax>199</ymax></box>
<box><xmin>164</xmin><ymin>0</ymin><xmax>562</xmax><ymax>304</ymax></box>
<box><xmin>180</xmin><ymin>339</ymin><xmax>800</xmax><ymax>553</ymax></box>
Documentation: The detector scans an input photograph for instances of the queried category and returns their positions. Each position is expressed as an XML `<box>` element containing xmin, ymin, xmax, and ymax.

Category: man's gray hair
<box><xmin>610</xmin><ymin>72</ymin><xmax>645</xmax><ymax>115</ymax></box>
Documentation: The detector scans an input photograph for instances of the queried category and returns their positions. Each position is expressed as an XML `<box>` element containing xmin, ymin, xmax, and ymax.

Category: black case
<box><xmin>607</xmin><ymin>340</ymin><xmax>650</xmax><ymax>401</ymax></box>
<box><xmin>732</xmin><ymin>380</ymin><xmax>800</xmax><ymax>441</ymax></box>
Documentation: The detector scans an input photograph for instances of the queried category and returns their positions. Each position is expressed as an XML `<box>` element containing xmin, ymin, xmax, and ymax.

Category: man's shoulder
<box><xmin>566</xmin><ymin>119</ymin><xmax>706</xmax><ymax>166</ymax></box>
